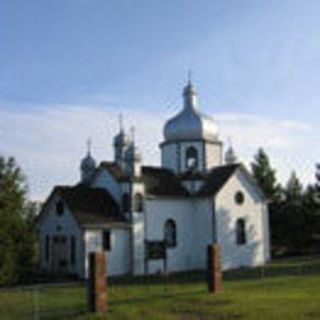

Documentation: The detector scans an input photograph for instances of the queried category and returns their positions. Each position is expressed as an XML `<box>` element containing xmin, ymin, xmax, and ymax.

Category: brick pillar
<box><xmin>207</xmin><ymin>244</ymin><xmax>223</xmax><ymax>293</ymax></box>
<box><xmin>88</xmin><ymin>252</ymin><xmax>107</xmax><ymax>313</ymax></box>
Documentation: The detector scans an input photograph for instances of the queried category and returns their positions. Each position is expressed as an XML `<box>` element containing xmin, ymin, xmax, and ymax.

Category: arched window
<box><xmin>122</xmin><ymin>193</ymin><xmax>130</xmax><ymax>213</ymax></box>
<box><xmin>236</xmin><ymin>218</ymin><xmax>246</xmax><ymax>245</ymax></box>
<box><xmin>186</xmin><ymin>146</ymin><xmax>198</xmax><ymax>170</ymax></box>
<box><xmin>134</xmin><ymin>193</ymin><xmax>143</xmax><ymax>212</ymax></box>
<box><xmin>164</xmin><ymin>219</ymin><xmax>177</xmax><ymax>248</ymax></box>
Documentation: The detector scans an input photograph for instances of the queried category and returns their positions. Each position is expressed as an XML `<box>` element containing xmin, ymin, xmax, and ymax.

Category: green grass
<box><xmin>1</xmin><ymin>256</ymin><xmax>320</xmax><ymax>320</ymax></box>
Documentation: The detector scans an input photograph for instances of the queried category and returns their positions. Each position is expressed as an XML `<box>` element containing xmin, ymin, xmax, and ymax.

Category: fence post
<box><xmin>87</xmin><ymin>251</ymin><xmax>107</xmax><ymax>313</ymax></box>
<box><xmin>207</xmin><ymin>244</ymin><xmax>223</xmax><ymax>293</ymax></box>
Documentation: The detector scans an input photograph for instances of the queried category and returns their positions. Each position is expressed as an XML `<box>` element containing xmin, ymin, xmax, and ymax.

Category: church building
<box><xmin>37</xmin><ymin>80</ymin><xmax>271</xmax><ymax>278</ymax></box>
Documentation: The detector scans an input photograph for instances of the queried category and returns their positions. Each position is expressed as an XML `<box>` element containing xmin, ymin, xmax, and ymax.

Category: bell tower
<box><xmin>161</xmin><ymin>79</ymin><xmax>222</xmax><ymax>174</ymax></box>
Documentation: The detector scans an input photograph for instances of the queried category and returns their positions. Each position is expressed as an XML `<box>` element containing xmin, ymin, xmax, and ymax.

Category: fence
<box><xmin>1</xmin><ymin>255</ymin><xmax>320</xmax><ymax>319</ymax></box>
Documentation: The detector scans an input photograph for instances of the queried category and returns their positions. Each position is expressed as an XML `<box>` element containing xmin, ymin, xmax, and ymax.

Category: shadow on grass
<box><xmin>108</xmin><ymin>255</ymin><xmax>320</xmax><ymax>289</ymax></box>
<box><xmin>110</xmin><ymin>287</ymin><xmax>207</xmax><ymax>306</ymax></box>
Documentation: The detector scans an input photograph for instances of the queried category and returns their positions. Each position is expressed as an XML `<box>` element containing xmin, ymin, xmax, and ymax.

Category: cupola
<box><xmin>163</xmin><ymin>80</ymin><xmax>219</xmax><ymax>142</ymax></box>
<box><xmin>80</xmin><ymin>139</ymin><xmax>96</xmax><ymax>183</ymax></box>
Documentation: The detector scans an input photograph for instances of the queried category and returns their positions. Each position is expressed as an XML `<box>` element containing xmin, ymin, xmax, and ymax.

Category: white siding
<box><xmin>215</xmin><ymin>170</ymin><xmax>270</xmax><ymax>270</ymax></box>
<box><xmin>143</xmin><ymin>197</ymin><xmax>213</xmax><ymax>274</ymax></box>
<box><xmin>92</xmin><ymin>170</ymin><xmax>122</xmax><ymax>204</ymax></box>
<box><xmin>84</xmin><ymin>228</ymin><xmax>130</xmax><ymax>278</ymax></box>
<box><xmin>205</xmin><ymin>142</ymin><xmax>222</xmax><ymax>170</ymax></box>
<box><xmin>38</xmin><ymin>194</ymin><xmax>85</xmax><ymax>278</ymax></box>
<box><xmin>161</xmin><ymin>143</ymin><xmax>178</xmax><ymax>172</ymax></box>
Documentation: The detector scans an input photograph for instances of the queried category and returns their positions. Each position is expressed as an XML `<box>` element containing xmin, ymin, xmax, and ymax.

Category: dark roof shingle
<box><xmin>142</xmin><ymin>166</ymin><xmax>189</xmax><ymax>196</ymax></box>
<box><xmin>55</xmin><ymin>185</ymin><xmax>125</xmax><ymax>225</ymax></box>
<box><xmin>197</xmin><ymin>164</ymin><xmax>239</xmax><ymax>196</ymax></box>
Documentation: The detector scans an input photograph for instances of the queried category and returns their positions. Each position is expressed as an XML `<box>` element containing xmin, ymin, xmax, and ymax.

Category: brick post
<box><xmin>207</xmin><ymin>244</ymin><xmax>223</xmax><ymax>293</ymax></box>
<box><xmin>88</xmin><ymin>252</ymin><xmax>107</xmax><ymax>313</ymax></box>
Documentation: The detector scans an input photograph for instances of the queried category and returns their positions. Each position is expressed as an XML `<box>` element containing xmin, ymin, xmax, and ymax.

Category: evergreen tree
<box><xmin>251</xmin><ymin>148</ymin><xmax>282</xmax><ymax>202</ymax></box>
<box><xmin>285</xmin><ymin>171</ymin><xmax>303</xmax><ymax>202</ymax></box>
<box><xmin>0</xmin><ymin>156</ymin><xmax>37</xmax><ymax>285</ymax></box>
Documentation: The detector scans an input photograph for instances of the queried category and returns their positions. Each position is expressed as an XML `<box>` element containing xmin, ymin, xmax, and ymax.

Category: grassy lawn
<box><xmin>1</xmin><ymin>256</ymin><xmax>320</xmax><ymax>320</ymax></box>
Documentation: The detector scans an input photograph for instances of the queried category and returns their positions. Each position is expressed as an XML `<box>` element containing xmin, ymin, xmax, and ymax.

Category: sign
<box><xmin>145</xmin><ymin>240</ymin><xmax>166</xmax><ymax>260</ymax></box>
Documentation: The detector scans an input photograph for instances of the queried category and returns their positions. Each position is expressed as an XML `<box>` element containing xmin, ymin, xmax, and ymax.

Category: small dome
<box><xmin>114</xmin><ymin>130</ymin><xmax>130</xmax><ymax>146</ymax></box>
<box><xmin>225</xmin><ymin>146</ymin><xmax>237</xmax><ymax>164</ymax></box>
<box><xmin>163</xmin><ymin>82</ymin><xmax>219</xmax><ymax>142</ymax></box>
<box><xmin>125</xmin><ymin>143</ymin><xmax>141</xmax><ymax>161</ymax></box>
<box><xmin>80</xmin><ymin>152</ymin><xmax>96</xmax><ymax>171</ymax></box>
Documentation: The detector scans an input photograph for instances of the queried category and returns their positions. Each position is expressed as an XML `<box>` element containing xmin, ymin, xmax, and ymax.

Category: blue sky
<box><xmin>0</xmin><ymin>0</ymin><xmax>319</xmax><ymax>200</ymax></box>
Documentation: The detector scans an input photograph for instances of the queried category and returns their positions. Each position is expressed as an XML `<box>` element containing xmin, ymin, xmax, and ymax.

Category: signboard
<box><xmin>145</xmin><ymin>240</ymin><xmax>166</xmax><ymax>260</ymax></box>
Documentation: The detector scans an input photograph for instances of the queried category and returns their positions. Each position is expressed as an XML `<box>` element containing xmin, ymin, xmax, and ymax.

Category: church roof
<box><xmin>40</xmin><ymin>185</ymin><xmax>125</xmax><ymax>226</ymax></box>
<box><xmin>197</xmin><ymin>164</ymin><xmax>240</xmax><ymax>196</ymax></box>
<box><xmin>142</xmin><ymin>166</ymin><xmax>189</xmax><ymax>196</ymax></box>
<box><xmin>99</xmin><ymin>161</ymin><xmax>127</xmax><ymax>180</ymax></box>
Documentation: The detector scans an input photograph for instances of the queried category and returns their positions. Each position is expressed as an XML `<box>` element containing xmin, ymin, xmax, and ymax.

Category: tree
<box><xmin>251</xmin><ymin>148</ymin><xmax>282</xmax><ymax>202</ymax></box>
<box><xmin>251</xmin><ymin>148</ymin><xmax>284</xmax><ymax>256</ymax></box>
<box><xmin>285</xmin><ymin>171</ymin><xmax>303</xmax><ymax>202</ymax></box>
<box><xmin>0</xmin><ymin>156</ymin><xmax>37</xmax><ymax>285</ymax></box>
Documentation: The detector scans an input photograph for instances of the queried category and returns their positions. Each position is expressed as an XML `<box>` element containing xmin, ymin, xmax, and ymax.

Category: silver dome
<box><xmin>80</xmin><ymin>152</ymin><xmax>96</xmax><ymax>171</ymax></box>
<box><xmin>225</xmin><ymin>146</ymin><xmax>237</xmax><ymax>164</ymax></box>
<box><xmin>114</xmin><ymin>129</ymin><xmax>130</xmax><ymax>146</ymax></box>
<box><xmin>125</xmin><ymin>142</ymin><xmax>142</xmax><ymax>161</ymax></box>
<box><xmin>163</xmin><ymin>82</ymin><xmax>219</xmax><ymax>142</ymax></box>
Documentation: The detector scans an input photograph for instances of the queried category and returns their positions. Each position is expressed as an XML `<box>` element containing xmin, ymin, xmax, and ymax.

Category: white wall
<box><xmin>143</xmin><ymin>197</ymin><xmax>213</xmax><ymax>274</ymax></box>
<box><xmin>161</xmin><ymin>143</ymin><xmax>178</xmax><ymax>172</ymax></box>
<box><xmin>38</xmin><ymin>194</ymin><xmax>85</xmax><ymax>278</ymax></box>
<box><xmin>215</xmin><ymin>169</ymin><xmax>270</xmax><ymax>270</ymax></box>
<box><xmin>205</xmin><ymin>142</ymin><xmax>222</xmax><ymax>169</ymax></box>
<box><xmin>92</xmin><ymin>169</ymin><xmax>122</xmax><ymax>204</ymax></box>
<box><xmin>161</xmin><ymin>140</ymin><xmax>223</xmax><ymax>174</ymax></box>
<box><xmin>84</xmin><ymin>228</ymin><xmax>130</xmax><ymax>278</ymax></box>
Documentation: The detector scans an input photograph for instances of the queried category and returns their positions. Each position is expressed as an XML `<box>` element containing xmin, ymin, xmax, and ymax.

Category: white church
<box><xmin>38</xmin><ymin>80</ymin><xmax>271</xmax><ymax>278</ymax></box>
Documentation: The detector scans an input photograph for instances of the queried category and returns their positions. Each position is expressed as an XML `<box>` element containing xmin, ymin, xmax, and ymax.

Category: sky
<box><xmin>0</xmin><ymin>0</ymin><xmax>319</xmax><ymax>200</ymax></box>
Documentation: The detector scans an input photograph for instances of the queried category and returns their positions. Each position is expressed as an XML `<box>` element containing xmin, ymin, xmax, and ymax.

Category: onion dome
<box><xmin>163</xmin><ymin>81</ymin><xmax>219</xmax><ymax>142</ymax></box>
<box><xmin>80</xmin><ymin>151</ymin><xmax>96</xmax><ymax>172</ymax></box>
<box><xmin>125</xmin><ymin>142</ymin><xmax>142</xmax><ymax>161</ymax></box>
<box><xmin>113</xmin><ymin>129</ymin><xmax>130</xmax><ymax>147</ymax></box>
<box><xmin>225</xmin><ymin>146</ymin><xmax>237</xmax><ymax>164</ymax></box>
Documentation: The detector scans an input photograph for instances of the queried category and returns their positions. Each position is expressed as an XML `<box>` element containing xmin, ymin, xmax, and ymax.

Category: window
<box><xmin>70</xmin><ymin>236</ymin><xmax>76</xmax><ymax>265</ymax></box>
<box><xmin>103</xmin><ymin>231</ymin><xmax>111</xmax><ymax>251</ymax></box>
<box><xmin>45</xmin><ymin>235</ymin><xmax>50</xmax><ymax>263</ymax></box>
<box><xmin>236</xmin><ymin>218</ymin><xmax>246</xmax><ymax>245</ymax></box>
<box><xmin>122</xmin><ymin>193</ymin><xmax>130</xmax><ymax>213</ymax></box>
<box><xmin>164</xmin><ymin>219</ymin><xmax>177</xmax><ymax>248</ymax></box>
<box><xmin>56</xmin><ymin>201</ymin><xmax>64</xmax><ymax>216</ymax></box>
<box><xmin>186</xmin><ymin>146</ymin><xmax>198</xmax><ymax>170</ymax></box>
<box><xmin>134</xmin><ymin>193</ymin><xmax>143</xmax><ymax>212</ymax></box>
<box><xmin>235</xmin><ymin>191</ymin><xmax>245</xmax><ymax>205</ymax></box>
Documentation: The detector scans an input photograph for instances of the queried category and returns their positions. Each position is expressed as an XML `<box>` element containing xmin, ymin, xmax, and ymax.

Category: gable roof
<box><xmin>99</xmin><ymin>161</ymin><xmax>127</xmax><ymax>181</ymax></box>
<box><xmin>39</xmin><ymin>185</ymin><xmax>125</xmax><ymax>226</ymax></box>
<box><xmin>197</xmin><ymin>163</ymin><xmax>266</xmax><ymax>200</ymax></box>
<box><xmin>142</xmin><ymin>166</ymin><xmax>189</xmax><ymax>196</ymax></box>
<box><xmin>91</xmin><ymin>160</ymin><xmax>265</xmax><ymax>200</ymax></box>
<box><xmin>197</xmin><ymin>164</ymin><xmax>240</xmax><ymax>196</ymax></box>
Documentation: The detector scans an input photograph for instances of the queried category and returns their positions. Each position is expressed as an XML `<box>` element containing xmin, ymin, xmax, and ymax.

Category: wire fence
<box><xmin>1</xmin><ymin>255</ymin><xmax>320</xmax><ymax>319</ymax></box>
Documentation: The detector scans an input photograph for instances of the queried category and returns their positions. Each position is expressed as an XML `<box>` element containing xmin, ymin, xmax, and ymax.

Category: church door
<box><xmin>52</xmin><ymin>235</ymin><xmax>68</xmax><ymax>275</ymax></box>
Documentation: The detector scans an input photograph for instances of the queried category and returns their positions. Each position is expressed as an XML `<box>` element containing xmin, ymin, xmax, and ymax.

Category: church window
<box><xmin>164</xmin><ymin>219</ymin><xmax>177</xmax><ymax>248</ymax></box>
<box><xmin>236</xmin><ymin>218</ymin><xmax>246</xmax><ymax>245</ymax></box>
<box><xmin>122</xmin><ymin>193</ymin><xmax>131</xmax><ymax>213</ymax></box>
<box><xmin>70</xmin><ymin>236</ymin><xmax>76</xmax><ymax>265</ymax></box>
<box><xmin>134</xmin><ymin>193</ymin><xmax>143</xmax><ymax>212</ymax></box>
<box><xmin>103</xmin><ymin>230</ymin><xmax>111</xmax><ymax>251</ymax></box>
<box><xmin>235</xmin><ymin>191</ymin><xmax>245</xmax><ymax>205</ymax></box>
<box><xmin>186</xmin><ymin>146</ymin><xmax>198</xmax><ymax>170</ymax></box>
<box><xmin>45</xmin><ymin>235</ymin><xmax>50</xmax><ymax>263</ymax></box>
<box><xmin>56</xmin><ymin>201</ymin><xmax>64</xmax><ymax>216</ymax></box>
